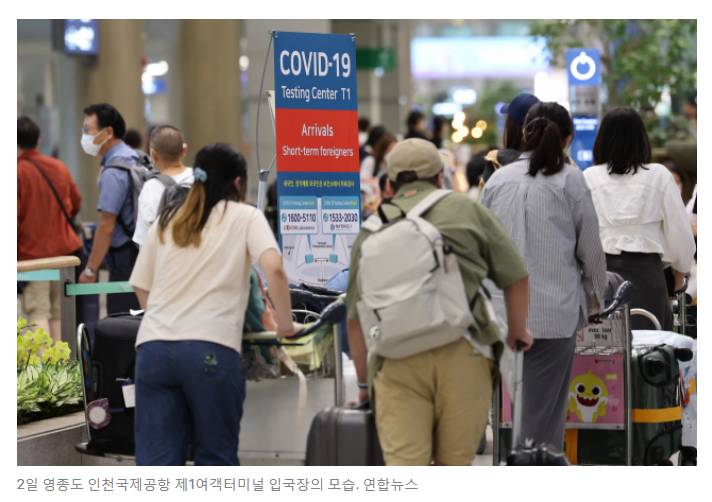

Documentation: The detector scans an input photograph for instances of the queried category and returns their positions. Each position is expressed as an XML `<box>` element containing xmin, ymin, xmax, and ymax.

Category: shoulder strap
<box><xmin>103</xmin><ymin>159</ymin><xmax>139</xmax><ymax>238</ymax></box>
<box><xmin>24</xmin><ymin>159</ymin><xmax>76</xmax><ymax>232</ymax></box>
<box><xmin>152</xmin><ymin>173</ymin><xmax>177</xmax><ymax>188</ymax></box>
<box><xmin>104</xmin><ymin>156</ymin><xmax>138</xmax><ymax>172</ymax></box>
<box><xmin>407</xmin><ymin>189</ymin><xmax>451</xmax><ymax>219</ymax></box>
<box><xmin>361</xmin><ymin>214</ymin><xmax>383</xmax><ymax>232</ymax></box>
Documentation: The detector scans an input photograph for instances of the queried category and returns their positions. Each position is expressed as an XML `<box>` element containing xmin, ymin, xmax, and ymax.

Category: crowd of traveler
<box><xmin>17</xmin><ymin>90</ymin><xmax>696</xmax><ymax>466</ymax></box>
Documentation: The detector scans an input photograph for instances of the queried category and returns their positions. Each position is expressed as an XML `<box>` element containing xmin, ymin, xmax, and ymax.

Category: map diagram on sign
<box><xmin>282</xmin><ymin>232</ymin><xmax>353</xmax><ymax>286</ymax></box>
<box><xmin>280</xmin><ymin>195</ymin><xmax>357</xmax><ymax>285</ymax></box>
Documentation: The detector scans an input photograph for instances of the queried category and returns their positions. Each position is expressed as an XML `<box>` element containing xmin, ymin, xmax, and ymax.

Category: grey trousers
<box><xmin>520</xmin><ymin>335</ymin><xmax>577</xmax><ymax>451</ymax></box>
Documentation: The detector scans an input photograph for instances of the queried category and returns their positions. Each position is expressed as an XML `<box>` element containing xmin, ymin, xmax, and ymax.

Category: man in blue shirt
<box><xmin>78</xmin><ymin>103</ymin><xmax>140</xmax><ymax>314</ymax></box>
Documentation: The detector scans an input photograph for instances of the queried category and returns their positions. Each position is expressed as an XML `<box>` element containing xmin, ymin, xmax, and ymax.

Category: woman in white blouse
<box><xmin>584</xmin><ymin>108</ymin><xmax>696</xmax><ymax>330</ymax></box>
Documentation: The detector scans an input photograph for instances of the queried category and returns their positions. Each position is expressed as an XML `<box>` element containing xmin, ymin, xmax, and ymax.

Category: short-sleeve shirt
<box><xmin>129</xmin><ymin>201</ymin><xmax>278</xmax><ymax>352</ymax></box>
<box><xmin>346</xmin><ymin>180</ymin><xmax>528</xmax><ymax>348</ymax></box>
<box><xmin>98</xmin><ymin>141</ymin><xmax>139</xmax><ymax>248</ymax></box>
<box><xmin>132</xmin><ymin>168</ymin><xmax>194</xmax><ymax>246</ymax></box>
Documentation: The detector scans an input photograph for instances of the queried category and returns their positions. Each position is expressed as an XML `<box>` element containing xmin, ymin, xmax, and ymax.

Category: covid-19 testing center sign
<box><xmin>273</xmin><ymin>31</ymin><xmax>360</xmax><ymax>286</ymax></box>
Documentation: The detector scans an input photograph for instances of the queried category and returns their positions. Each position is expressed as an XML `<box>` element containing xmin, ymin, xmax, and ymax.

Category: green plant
<box><xmin>530</xmin><ymin>20</ymin><xmax>697</xmax><ymax>146</ymax></box>
<box><xmin>17</xmin><ymin>363</ymin><xmax>83</xmax><ymax>418</ymax></box>
<box><xmin>16</xmin><ymin>317</ymin><xmax>83</xmax><ymax>424</ymax></box>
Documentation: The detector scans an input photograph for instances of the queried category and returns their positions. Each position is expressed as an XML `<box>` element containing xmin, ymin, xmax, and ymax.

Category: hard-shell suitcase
<box><xmin>575</xmin><ymin>343</ymin><xmax>688</xmax><ymax>465</ymax></box>
<box><xmin>506</xmin><ymin>346</ymin><xmax>569</xmax><ymax>466</ymax></box>
<box><xmin>83</xmin><ymin>313</ymin><xmax>141</xmax><ymax>455</ymax></box>
<box><xmin>631</xmin><ymin>344</ymin><xmax>686</xmax><ymax>465</ymax></box>
<box><xmin>305</xmin><ymin>404</ymin><xmax>384</xmax><ymax>466</ymax></box>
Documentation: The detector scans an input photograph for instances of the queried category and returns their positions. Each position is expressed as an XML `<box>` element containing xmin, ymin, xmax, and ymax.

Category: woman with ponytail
<box><xmin>129</xmin><ymin>143</ymin><xmax>295</xmax><ymax>466</ymax></box>
<box><xmin>480</xmin><ymin>102</ymin><xmax>608</xmax><ymax>451</ymax></box>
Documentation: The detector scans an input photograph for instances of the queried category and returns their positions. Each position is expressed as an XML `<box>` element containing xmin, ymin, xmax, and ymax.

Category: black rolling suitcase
<box><xmin>506</xmin><ymin>346</ymin><xmax>569</xmax><ymax>466</ymax></box>
<box><xmin>631</xmin><ymin>344</ymin><xmax>688</xmax><ymax>465</ymax></box>
<box><xmin>305</xmin><ymin>403</ymin><xmax>384</xmax><ymax>466</ymax></box>
<box><xmin>575</xmin><ymin>343</ymin><xmax>690</xmax><ymax>465</ymax></box>
<box><xmin>82</xmin><ymin>313</ymin><xmax>141</xmax><ymax>456</ymax></box>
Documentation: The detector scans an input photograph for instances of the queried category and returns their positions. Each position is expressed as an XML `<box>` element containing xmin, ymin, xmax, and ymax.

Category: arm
<box><xmin>345</xmin><ymin>233</ymin><xmax>369</xmax><ymax>402</ymax></box>
<box><xmin>133</xmin><ymin>181</ymin><xmax>161</xmax><ymax>245</ymax></box>
<box><xmin>573</xmin><ymin>182</ymin><xmax>607</xmax><ymax>311</ymax></box>
<box><xmin>257</xmin><ymin>248</ymin><xmax>294</xmax><ymax>337</ymax></box>
<box><xmin>79</xmin><ymin>211</ymin><xmax>116</xmax><ymax>283</ymax></box>
<box><xmin>134</xmin><ymin>286</ymin><xmax>149</xmax><ymax>311</ymax></box>
<box><xmin>347</xmin><ymin>319</ymin><xmax>369</xmax><ymax>402</ymax></box>
<box><xmin>474</xmin><ymin>202</ymin><xmax>532</xmax><ymax>349</ymax></box>
<box><xmin>661</xmin><ymin>181</ymin><xmax>696</xmax><ymax>278</ymax></box>
<box><xmin>503</xmin><ymin>276</ymin><xmax>533</xmax><ymax>350</ymax></box>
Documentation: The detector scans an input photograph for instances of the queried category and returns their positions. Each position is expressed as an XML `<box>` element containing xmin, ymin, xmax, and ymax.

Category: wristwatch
<box><xmin>83</xmin><ymin>266</ymin><xmax>96</xmax><ymax>278</ymax></box>
<box><xmin>357</xmin><ymin>382</ymin><xmax>369</xmax><ymax>390</ymax></box>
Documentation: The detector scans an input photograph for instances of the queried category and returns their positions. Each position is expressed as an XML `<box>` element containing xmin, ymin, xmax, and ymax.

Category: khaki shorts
<box><xmin>374</xmin><ymin>337</ymin><xmax>492</xmax><ymax>466</ymax></box>
<box><xmin>21</xmin><ymin>281</ymin><xmax>62</xmax><ymax>322</ymax></box>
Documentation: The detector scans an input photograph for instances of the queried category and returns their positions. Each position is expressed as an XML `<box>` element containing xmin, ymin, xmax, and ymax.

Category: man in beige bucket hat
<box><xmin>346</xmin><ymin>138</ymin><xmax>532</xmax><ymax>465</ymax></box>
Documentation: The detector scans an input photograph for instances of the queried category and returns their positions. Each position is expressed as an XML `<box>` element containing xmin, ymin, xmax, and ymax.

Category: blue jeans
<box><xmin>134</xmin><ymin>340</ymin><xmax>246</xmax><ymax>465</ymax></box>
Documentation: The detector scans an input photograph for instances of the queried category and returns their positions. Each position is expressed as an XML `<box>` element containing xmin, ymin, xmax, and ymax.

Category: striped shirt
<box><xmin>480</xmin><ymin>153</ymin><xmax>607</xmax><ymax>339</ymax></box>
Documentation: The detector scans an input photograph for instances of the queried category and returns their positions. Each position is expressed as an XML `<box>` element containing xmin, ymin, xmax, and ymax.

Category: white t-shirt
<box><xmin>132</xmin><ymin>168</ymin><xmax>194</xmax><ymax>246</ymax></box>
<box><xmin>129</xmin><ymin>201</ymin><xmax>279</xmax><ymax>352</ymax></box>
<box><xmin>584</xmin><ymin>163</ymin><xmax>696</xmax><ymax>273</ymax></box>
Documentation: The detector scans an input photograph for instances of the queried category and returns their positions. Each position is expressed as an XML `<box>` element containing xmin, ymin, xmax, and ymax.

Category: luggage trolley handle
<box><xmin>510</xmin><ymin>342</ymin><xmax>526</xmax><ymax>450</ymax></box>
<box><xmin>673</xmin><ymin>275</ymin><xmax>690</xmax><ymax>335</ymax></box>
<box><xmin>589</xmin><ymin>280</ymin><xmax>634</xmax><ymax>323</ymax></box>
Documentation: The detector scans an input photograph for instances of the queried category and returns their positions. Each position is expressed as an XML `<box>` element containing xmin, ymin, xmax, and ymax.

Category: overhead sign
<box><xmin>274</xmin><ymin>31</ymin><xmax>360</xmax><ymax>286</ymax></box>
<box><xmin>63</xmin><ymin>19</ymin><xmax>99</xmax><ymax>56</ymax></box>
<box><xmin>566</xmin><ymin>48</ymin><xmax>601</xmax><ymax>86</ymax></box>
<box><xmin>411</xmin><ymin>37</ymin><xmax>550</xmax><ymax>79</ymax></box>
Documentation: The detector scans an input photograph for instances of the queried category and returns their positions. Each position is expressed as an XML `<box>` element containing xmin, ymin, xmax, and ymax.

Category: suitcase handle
<box><xmin>511</xmin><ymin>345</ymin><xmax>525</xmax><ymax>449</ymax></box>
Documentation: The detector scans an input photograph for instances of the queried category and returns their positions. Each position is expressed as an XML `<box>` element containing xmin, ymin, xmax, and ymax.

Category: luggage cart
<box><xmin>73</xmin><ymin>287</ymin><xmax>348</xmax><ymax>464</ymax></box>
<box><xmin>492</xmin><ymin>281</ymin><xmax>636</xmax><ymax>465</ymax></box>
<box><xmin>672</xmin><ymin>275</ymin><xmax>695</xmax><ymax>338</ymax></box>
<box><xmin>237</xmin><ymin>291</ymin><xmax>352</xmax><ymax>464</ymax></box>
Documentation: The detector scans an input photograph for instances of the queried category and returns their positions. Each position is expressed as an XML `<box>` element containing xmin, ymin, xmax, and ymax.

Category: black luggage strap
<box><xmin>376</xmin><ymin>201</ymin><xmax>406</xmax><ymax>224</ymax></box>
<box><xmin>24</xmin><ymin>158</ymin><xmax>80</xmax><ymax>234</ymax></box>
<box><xmin>103</xmin><ymin>160</ymin><xmax>142</xmax><ymax>240</ymax></box>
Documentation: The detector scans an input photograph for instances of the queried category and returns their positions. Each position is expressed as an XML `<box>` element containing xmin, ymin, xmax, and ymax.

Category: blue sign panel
<box><xmin>566</xmin><ymin>48</ymin><xmax>601</xmax><ymax>86</ymax></box>
<box><xmin>274</xmin><ymin>31</ymin><xmax>360</xmax><ymax>286</ymax></box>
<box><xmin>274</xmin><ymin>31</ymin><xmax>357</xmax><ymax>111</ymax></box>
<box><xmin>64</xmin><ymin>19</ymin><xmax>99</xmax><ymax>56</ymax></box>
<box><xmin>571</xmin><ymin>116</ymin><xmax>599</xmax><ymax>170</ymax></box>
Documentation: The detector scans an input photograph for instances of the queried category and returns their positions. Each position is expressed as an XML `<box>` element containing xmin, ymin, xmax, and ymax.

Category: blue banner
<box><xmin>274</xmin><ymin>31</ymin><xmax>360</xmax><ymax>286</ymax></box>
<box><xmin>571</xmin><ymin>116</ymin><xmax>599</xmax><ymax>169</ymax></box>
<box><xmin>274</xmin><ymin>31</ymin><xmax>357</xmax><ymax>111</ymax></box>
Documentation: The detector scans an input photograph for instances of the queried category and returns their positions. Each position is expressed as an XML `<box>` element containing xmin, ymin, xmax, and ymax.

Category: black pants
<box><xmin>105</xmin><ymin>242</ymin><xmax>140</xmax><ymax>315</ymax></box>
<box><xmin>606</xmin><ymin>252</ymin><xmax>672</xmax><ymax>331</ymax></box>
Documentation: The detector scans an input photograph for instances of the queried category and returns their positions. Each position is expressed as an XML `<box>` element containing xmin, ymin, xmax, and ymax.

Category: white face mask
<box><xmin>81</xmin><ymin>130</ymin><xmax>108</xmax><ymax>157</ymax></box>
